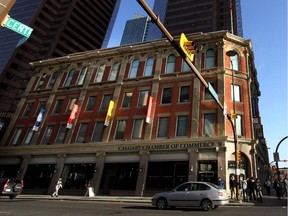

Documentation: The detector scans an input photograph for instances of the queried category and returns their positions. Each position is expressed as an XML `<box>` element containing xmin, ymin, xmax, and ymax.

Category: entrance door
<box><xmin>197</xmin><ymin>161</ymin><xmax>217</xmax><ymax>184</ymax></box>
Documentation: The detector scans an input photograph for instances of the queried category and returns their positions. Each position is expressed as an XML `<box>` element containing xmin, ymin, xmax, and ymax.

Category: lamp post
<box><xmin>226</xmin><ymin>50</ymin><xmax>240</xmax><ymax>200</ymax></box>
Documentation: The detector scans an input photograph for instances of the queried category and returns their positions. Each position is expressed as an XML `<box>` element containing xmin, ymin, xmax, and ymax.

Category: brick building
<box><xmin>0</xmin><ymin>31</ymin><xmax>268</xmax><ymax>196</ymax></box>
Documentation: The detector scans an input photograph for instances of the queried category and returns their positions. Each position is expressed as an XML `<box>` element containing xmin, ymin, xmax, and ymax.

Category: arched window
<box><xmin>129</xmin><ymin>59</ymin><xmax>139</xmax><ymax>78</ymax></box>
<box><xmin>108</xmin><ymin>62</ymin><xmax>119</xmax><ymax>81</ymax></box>
<box><xmin>166</xmin><ymin>54</ymin><xmax>176</xmax><ymax>73</ymax></box>
<box><xmin>76</xmin><ymin>66</ymin><xmax>88</xmax><ymax>85</ymax></box>
<box><xmin>95</xmin><ymin>64</ymin><xmax>105</xmax><ymax>83</ymax></box>
<box><xmin>229</xmin><ymin>54</ymin><xmax>239</xmax><ymax>71</ymax></box>
<box><xmin>64</xmin><ymin>68</ymin><xmax>75</xmax><ymax>87</ymax></box>
<box><xmin>205</xmin><ymin>49</ymin><xmax>215</xmax><ymax>68</ymax></box>
<box><xmin>144</xmin><ymin>57</ymin><xmax>154</xmax><ymax>76</ymax></box>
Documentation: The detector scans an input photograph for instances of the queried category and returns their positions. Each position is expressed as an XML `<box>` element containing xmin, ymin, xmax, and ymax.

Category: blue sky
<box><xmin>108</xmin><ymin>0</ymin><xmax>288</xmax><ymax>166</ymax></box>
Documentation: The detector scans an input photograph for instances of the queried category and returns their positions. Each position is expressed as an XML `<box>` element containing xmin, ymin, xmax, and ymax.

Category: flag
<box><xmin>104</xmin><ymin>100</ymin><xmax>114</xmax><ymax>126</ymax></box>
<box><xmin>67</xmin><ymin>104</ymin><xmax>78</xmax><ymax>129</ymax></box>
<box><xmin>32</xmin><ymin>108</ymin><xmax>46</xmax><ymax>131</ymax></box>
<box><xmin>146</xmin><ymin>96</ymin><xmax>153</xmax><ymax>124</ymax></box>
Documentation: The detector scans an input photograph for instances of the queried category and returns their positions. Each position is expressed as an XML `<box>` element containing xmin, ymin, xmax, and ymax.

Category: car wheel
<box><xmin>201</xmin><ymin>199</ymin><xmax>212</xmax><ymax>211</ymax></box>
<box><xmin>156</xmin><ymin>198</ymin><xmax>167</xmax><ymax>210</ymax></box>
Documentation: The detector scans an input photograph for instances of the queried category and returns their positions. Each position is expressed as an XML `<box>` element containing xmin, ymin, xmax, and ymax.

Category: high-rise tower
<box><xmin>0</xmin><ymin>0</ymin><xmax>120</xmax><ymax>139</ymax></box>
<box><xmin>146</xmin><ymin>0</ymin><xmax>243</xmax><ymax>40</ymax></box>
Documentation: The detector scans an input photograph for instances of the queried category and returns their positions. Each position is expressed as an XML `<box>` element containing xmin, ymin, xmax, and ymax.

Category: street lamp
<box><xmin>226</xmin><ymin>50</ymin><xmax>240</xmax><ymax>200</ymax></box>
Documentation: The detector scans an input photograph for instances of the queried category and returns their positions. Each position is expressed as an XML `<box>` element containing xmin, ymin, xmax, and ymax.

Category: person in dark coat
<box><xmin>248</xmin><ymin>177</ymin><xmax>256</xmax><ymax>200</ymax></box>
<box><xmin>229</xmin><ymin>175</ymin><xmax>236</xmax><ymax>199</ymax></box>
<box><xmin>273</xmin><ymin>177</ymin><xmax>281</xmax><ymax>199</ymax></box>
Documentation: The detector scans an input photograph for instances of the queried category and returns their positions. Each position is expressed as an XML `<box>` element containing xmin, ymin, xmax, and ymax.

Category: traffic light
<box><xmin>237</xmin><ymin>150</ymin><xmax>241</xmax><ymax>162</ymax></box>
<box><xmin>0</xmin><ymin>0</ymin><xmax>15</xmax><ymax>26</ymax></box>
<box><xmin>230</xmin><ymin>110</ymin><xmax>237</xmax><ymax>119</ymax></box>
<box><xmin>180</xmin><ymin>33</ymin><xmax>197</xmax><ymax>61</ymax></box>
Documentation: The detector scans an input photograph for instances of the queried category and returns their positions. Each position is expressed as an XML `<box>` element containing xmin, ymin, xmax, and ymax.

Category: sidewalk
<box><xmin>13</xmin><ymin>194</ymin><xmax>287</xmax><ymax>207</ymax></box>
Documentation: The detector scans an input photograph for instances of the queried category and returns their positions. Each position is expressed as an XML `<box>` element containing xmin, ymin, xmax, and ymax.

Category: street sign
<box><xmin>273</xmin><ymin>152</ymin><xmax>280</xmax><ymax>162</ymax></box>
<box><xmin>3</xmin><ymin>17</ymin><xmax>33</xmax><ymax>38</ymax></box>
<box><xmin>208</xmin><ymin>82</ymin><xmax>219</xmax><ymax>103</ymax></box>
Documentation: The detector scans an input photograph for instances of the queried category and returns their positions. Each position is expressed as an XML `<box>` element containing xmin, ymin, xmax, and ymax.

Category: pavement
<box><xmin>10</xmin><ymin>194</ymin><xmax>287</xmax><ymax>207</ymax></box>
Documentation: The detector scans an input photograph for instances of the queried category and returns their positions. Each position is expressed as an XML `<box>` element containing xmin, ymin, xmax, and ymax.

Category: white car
<box><xmin>152</xmin><ymin>181</ymin><xmax>229</xmax><ymax>211</ymax></box>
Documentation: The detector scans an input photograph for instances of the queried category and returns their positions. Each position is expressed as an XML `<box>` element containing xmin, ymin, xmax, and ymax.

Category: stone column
<box><xmin>16</xmin><ymin>155</ymin><xmax>31</xmax><ymax>179</ymax></box>
<box><xmin>217</xmin><ymin>147</ymin><xmax>227</xmax><ymax>187</ymax></box>
<box><xmin>91</xmin><ymin>152</ymin><xmax>106</xmax><ymax>195</ymax></box>
<box><xmin>47</xmin><ymin>154</ymin><xmax>66</xmax><ymax>195</ymax></box>
<box><xmin>135</xmin><ymin>151</ymin><xmax>149</xmax><ymax>196</ymax></box>
<box><xmin>188</xmin><ymin>149</ymin><xmax>198</xmax><ymax>181</ymax></box>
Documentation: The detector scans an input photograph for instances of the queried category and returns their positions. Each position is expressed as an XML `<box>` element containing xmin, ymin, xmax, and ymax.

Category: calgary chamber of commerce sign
<box><xmin>118</xmin><ymin>142</ymin><xmax>223</xmax><ymax>151</ymax></box>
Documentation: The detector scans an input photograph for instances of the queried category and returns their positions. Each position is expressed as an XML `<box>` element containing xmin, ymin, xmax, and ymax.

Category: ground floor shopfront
<box><xmin>0</xmin><ymin>138</ymin><xmax>260</xmax><ymax>196</ymax></box>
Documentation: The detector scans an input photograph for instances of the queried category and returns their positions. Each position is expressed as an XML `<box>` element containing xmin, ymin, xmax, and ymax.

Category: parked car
<box><xmin>152</xmin><ymin>181</ymin><xmax>229</xmax><ymax>211</ymax></box>
<box><xmin>0</xmin><ymin>178</ymin><xmax>24</xmax><ymax>199</ymax></box>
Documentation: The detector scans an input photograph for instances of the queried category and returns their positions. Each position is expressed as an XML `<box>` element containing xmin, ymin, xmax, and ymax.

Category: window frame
<box><xmin>100</xmin><ymin>94</ymin><xmax>112</xmax><ymax>110</ymax></box>
<box><xmin>23</xmin><ymin>127</ymin><xmax>34</xmax><ymax>145</ymax></box>
<box><xmin>132</xmin><ymin>119</ymin><xmax>144</xmax><ymax>139</ymax></box>
<box><xmin>179</xmin><ymin>86</ymin><xmax>190</xmax><ymax>103</ymax></box>
<box><xmin>76</xmin><ymin>66</ymin><xmax>88</xmax><ymax>85</ymax></box>
<box><xmin>161</xmin><ymin>87</ymin><xmax>172</xmax><ymax>104</ymax></box>
<box><xmin>41</xmin><ymin>125</ymin><xmax>54</xmax><ymax>144</ymax></box>
<box><xmin>75</xmin><ymin>123</ymin><xmax>89</xmax><ymax>143</ymax></box>
<box><xmin>92</xmin><ymin>121</ymin><xmax>104</xmax><ymax>142</ymax></box>
<box><xmin>86</xmin><ymin>96</ymin><xmax>97</xmax><ymax>112</ymax></box>
<box><xmin>203</xmin><ymin>113</ymin><xmax>215</xmax><ymax>136</ymax></box>
<box><xmin>64</xmin><ymin>68</ymin><xmax>75</xmax><ymax>87</ymax></box>
<box><xmin>129</xmin><ymin>59</ymin><xmax>139</xmax><ymax>78</ymax></box>
<box><xmin>23</xmin><ymin>102</ymin><xmax>34</xmax><ymax>117</ymax></box>
<box><xmin>10</xmin><ymin>128</ymin><xmax>22</xmax><ymax>145</ymax></box>
<box><xmin>157</xmin><ymin>117</ymin><xmax>169</xmax><ymax>138</ymax></box>
<box><xmin>144</xmin><ymin>57</ymin><xmax>154</xmax><ymax>76</ymax></box>
<box><xmin>122</xmin><ymin>92</ymin><xmax>133</xmax><ymax>108</ymax></box>
<box><xmin>231</xmin><ymin>84</ymin><xmax>241</xmax><ymax>102</ymax></box>
<box><xmin>95</xmin><ymin>64</ymin><xmax>105</xmax><ymax>83</ymax></box>
<box><xmin>166</xmin><ymin>54</ymin><xmax>176</xmax><ymax>74</ymax></box>
<box><xmin>47</xmin><ymin>72</ymin><xmax>58</xmax><ymax>89</ymax></box>
<box><xmin>108</xmin><ymin>62</ymin><xmax>119</xmax><ymax>81</ymax></box>
<box><xmin>137</xmin><ymin>90</ymin><xmax>149</xmax><ymax>107</ymax></box>
<box><xmin>55</xmin><ymin>124</ymin><xmax>66</xmax><ymax>144</ymax></box>
<box><xmin>115</xmin><ymin>120</ymin><xmax>127</xmax><ymax>140</ymax></box>
<box><xmin>205</xmin><ymin>49</ymin><xmax>215</xmax><ymax>68</ymax></box>
<box><xmin>176</xmin><ymin>115</ymin><xmax>188</xmax><ymax>137</ymax></box>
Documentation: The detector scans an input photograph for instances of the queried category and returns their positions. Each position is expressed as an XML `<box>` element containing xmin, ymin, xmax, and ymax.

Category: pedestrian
<box><xmin>284</xmin><ymin>176</ymin><xmax>288</xmax><ymax>198</ymax></box>
<box><xmin>51</xmin><ymin>178</ymin><xmax>62</xmax><ymax>197</ymax></box>
<box><xmin>256</xmin><ymin>178</ymin><xmax>263</xmax><ymax>203</ymax></box>
<box><xmin>273</xmin><ymin>177</ymin><xmax>281</xmax><ymax>199</ymax></box>
<box><xmin>242</xmin><ymin>178</ymin><xmax>249</xmax><ymax>202</ymax></box>
<box><xmin>264</xmin><ymin>178</ymin><xmax>271</xmax><ymax>196</ymax></box>
<box><xmin>248</xmin><ymin>177</ymin><xmax>256</xmax><ymax>200</ymax></box>
<box><xmin>229</xmin><ymin>175</ymin><xmax>236</xmax><ymax>199</ymax></box>
<box><xmin>218</xmin><ymin>177</ymin><xmax>224</xmax><ymax>189</ymax></box>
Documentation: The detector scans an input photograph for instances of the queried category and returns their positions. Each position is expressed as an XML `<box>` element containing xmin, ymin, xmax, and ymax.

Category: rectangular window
<box><xmin>203</xmin><ymin>114</ymin><xmax>215</xmax><ymax>136</ymax></box>
<box><xmin>122</xmin><ymin>92</ymin><xmax>133</xmax><ymax>108</ymax></box>
<box><xmin>100</xmin><ymin>94</ymin><xmax>112</xmax><ymax>110</ymax></box>
<box><xmin>138</xmin><ymin>90</ymin><xmax>149</xmax><ymax>106</ymax></box>
<box><xmin>115</xmin><ymin>120</ymin><xmax>126</xmax><ymax>140</ymax></box>
<box><xmin>182</xmin><ymin>60</ymin><xmax>191</xmax><ymax>72</ymax></box>
<box><xmin>176</xmin><ymin>116</ymin><xmax>188</xmax><ymax>137</ymax></box>
<box><xmin>205</xmin><ymin>83</ymin><xmax>215</xmax><ymax>100</ymax></box>
<box><xmin>76</xmin><ymin>123</ymin><xmax>88</xmax><ymax>143</ymax></box>
<box><xmin>157</xmin><ymin>117</ymin><xmax>168</xmax><ymax>137</ymax></box>
<box><xmin>55</xmin><ymin>124</ymin><xmax>66</xmax><ymax>144</ymax></box>
<box><xmin>23</xmin><ymin>102</ymin><xmax>34</xmax><ymax>117</ymax></box>
<box><xmin>132</xmin><ymin>119</ymin><xmax>144</xmax><ymax>139</ymax></box>
<box><xmin>53</xmin><ymin>99</ymin><xmax>64</xmax><ymax>114</ymax></box>
<box><xmin>86</xmin><ymin>96</ymin><xmax>97</xmax><ymax>111</ymax></box>
<box><xmin>41</xmin><ymin>125</ymin><xmax>54</xmax><ymax>144</ymax></box>
<box><xmin>231</xmin><ymin>84</ymin><xmax>241</xmax><ymax>102</ymax></box>
<box><xmin>236</xmin><ymin>115</ymin><xmax>243</xmax><ymax>136</ymax></box>
<box><xmin>10</xmin><ymin>128</ymin><xmax>22</xmax><ymax>145</ymax></box>
<box><xmin>179</xmin><ymin>86</ymin><xmax>190</xmax><ymax>103</ymax></box>
<box><xmin>23</xmin><ymin>127</ymin><xmax>34</xmax><ymax>145</ymax></box>
<box><xmin>161</xmin><ymin>88</ymin><xmax>172</xmax><ymax>104</ymax></box>
<box><xmin>92</xmin><ymin>121</ymin><xmax>104</xmax><ymax>142</ymax></box>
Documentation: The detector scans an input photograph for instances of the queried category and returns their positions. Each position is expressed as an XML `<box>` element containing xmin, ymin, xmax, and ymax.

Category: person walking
<box><xmin>229</xmin><ymin>175</ymin><xmax>236</xmax><ymax>199</ymax></box>
<box><xmin>264</xmin><ymin>178</ymin><xmax>271</xmax><ymax>196</ymax></box>
<box><xmin>51</xmin><ymin>178</ymin><xmax>63</xmax><ymax>197</ymax></box>
<box><xmin>273</xmin><ymin>177</ymin><xmax>281</xmax><ymax>199</ymax></box>
<box><xmin>256</xmin><ymin>178</ymin><xmax>263</xmax><ymax>203</ymax></box>
<box><xmin>242</xmin><ymin>178</ymin><xmax>249</xmax><ymax>202</ymax></box>
<box><xmin>248</xmin><ymin>177</ymin><xmax>256</xmax><ymax>200</ymax></box>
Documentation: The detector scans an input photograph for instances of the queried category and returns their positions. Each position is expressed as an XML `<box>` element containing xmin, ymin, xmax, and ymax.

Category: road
<box><xmin>0</xmin><ymin>199</ymin><xmax>286</xmax><ymax>216</ymax></box>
